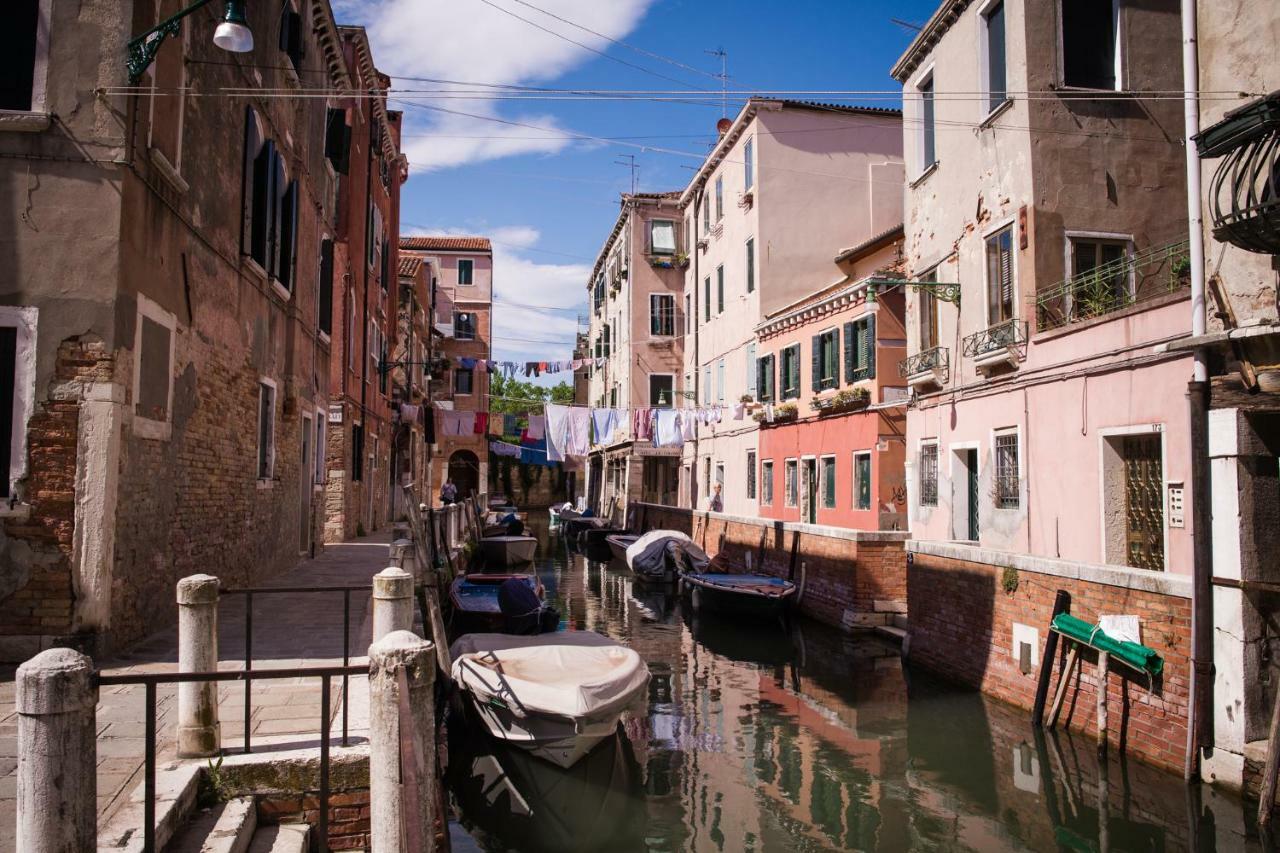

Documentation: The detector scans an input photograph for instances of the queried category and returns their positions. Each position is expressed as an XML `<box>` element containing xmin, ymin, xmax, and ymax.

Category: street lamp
<box><xmin>127</xmin><ymin>0</ymin><xmax>253</xmax><ymax>84</ymax></box>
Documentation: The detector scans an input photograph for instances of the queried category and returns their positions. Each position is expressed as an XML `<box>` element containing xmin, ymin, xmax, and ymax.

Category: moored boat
<box><xmin>605</xmin><ymin>533</ymin><xmax>639</xmax><ymax>564</ymax></box>
<box><xmin>680</xmin><ymin>572</ymin><xmax>797</xmax><ymax>618</ymax></box>
<box><xmin>578</xmin><ymin>523</ymin><xmax>628</xmax><ymax>561</ymax></box>
<box><xmin>448</xmin><ymin>573</ymin><xmax>544</xmax><ymax>635</ymax></box>
<box><xmin>478</xmin><ymin>534</ymin><xmax>538</xmax><ymax>567</ymax></box>
<box><xmin>450</xmin><ymin>631</ymin><xmax>650</xmax><ymax>769</ymax></box>
<box><xmin>625</xmin><ymin>530</ymin><xmax>700</xmax><ymax>585</ymax></box>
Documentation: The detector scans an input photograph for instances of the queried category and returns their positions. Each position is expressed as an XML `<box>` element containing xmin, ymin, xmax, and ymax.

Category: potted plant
<box><xmin>753</xmin><ymin>402</ymin><xmax>799</xmax><ymax>423</ymax></box>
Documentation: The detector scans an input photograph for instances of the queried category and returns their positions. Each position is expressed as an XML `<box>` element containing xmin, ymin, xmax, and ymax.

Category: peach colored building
<box><xmin>755</xmin><ymin>227</ymin><xmax>908</xmax><ymax>529</ymax></box>
<box><xmin>584</xmin><ymin>193</ymin><xmax>686</xmax><ymax>517</ymax></box>
<box><xmin>678</xmin><ymin>100</ymin><xmax>904</xmax><ymax>516</ymax></box>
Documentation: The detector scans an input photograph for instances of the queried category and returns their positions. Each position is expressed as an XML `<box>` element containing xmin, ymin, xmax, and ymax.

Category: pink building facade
<box><xmin>755</xmin><ymin>229</ymin><xmax>908</xmax><ymax>530</ymax></box>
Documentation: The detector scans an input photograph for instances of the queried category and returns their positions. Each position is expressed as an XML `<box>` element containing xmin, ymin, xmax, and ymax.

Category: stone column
<box><xmin>372</xmin><ymin>567</ymin><xmax>414</xmax><ymax>642</ymax></box>
<box><xmin>388</xmin><ymin>540</ymin><xmax>407</xmax><ymax>569</ymax></box>
<box><xmin>392</xmin><ymin>538</ymin><xmax>417</xmax><ymax>580</ymax></box>
<box><xmin>368</xmin><ymin>630</ymin><xmax>436</xmax><ymax>853</ymax></box>
<box><xmin>16</xmin><ymin>647</ymin><xmax>98</xmax><ymax>852</ymax></box>
<box><xmin>176</xmin><ymin>574</ymin><xmax>221</xmax><ymax>757</ymax></box>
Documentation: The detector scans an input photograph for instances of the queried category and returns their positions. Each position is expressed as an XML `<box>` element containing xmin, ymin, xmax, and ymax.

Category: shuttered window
<box><xmin>458</xmin><ymin>259</ymin><xmax>474</xmax><ymax>285</ymax></box>
<box><xmin>1</xmin><ymin>0</ymin><xmax>39</xmax><ymax>111</ymax></box>
<box><xmin>716</xmin><ymin>265</ymin><xmax>725</xmax><ymax>313</ymax></box>
<box><xmin>844</xmin><ymin>315</ymin><xmax>876</xmax><ymax>382</ymax></box>
<box><xmin>278</xmin><ymin>181</ymin><xmax>299</xmax><ymax>293</ymax></box>
<box><xmin>919</xmin><ymin>268</ymin><xmax>939</xmax><ymax>351</ymax></box>
<box><xmin>986</xmin><ymin>225</ymin><xmax>1015</xmax><ymax>324</ymax></box>
<box><xmin>703</xmin><ymin>277</ymin><xmax>711</xmax><ymax>322</ymax></box>
<box><xmin>747</xmin><ymin>451</ymin><xmax>757</xmax><ymax>500</ymax></box>
<box><xmin>812</xmin><ymin>329</ymin><xmax>839</xmax><ymax>391</ymax></box>
<box><xmin>279</xmin><ymin>3</ymin><xmax>304</xmax><ymax>72</ymax></box>
<box><xmin>780</xmin><ymin>345</ymin><xmax>801</xmax><ymax>400</ymax></box>
<box><xmin>854</xmin><ymin>452</ymin><xmax>872</xmax><ymax>510</ymax></box>
<box><xmin>756</xmin><ymin>353</ymin><xmax>775</xmax><ymax>402</ymax></box>
<box><xmin>324</xmin><ymin>108</ymin><xmax>351</xmax><ymax>174</ymax></box>
<box><xmin>746</xmin><ymin>237</ymin><xmax>755</xmax><ymax>293</ymax></box>
<box><xmin>318</xmin><ymin>239</ymin><xmax>334</xmax><ymax>335</ymax></box>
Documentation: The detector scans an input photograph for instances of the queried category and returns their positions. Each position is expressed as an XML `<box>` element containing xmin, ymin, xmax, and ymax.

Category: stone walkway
<box><xmin>0</xmin><ymin>532</ymin><xmax>398</xmax><ymax>852</ymax></box>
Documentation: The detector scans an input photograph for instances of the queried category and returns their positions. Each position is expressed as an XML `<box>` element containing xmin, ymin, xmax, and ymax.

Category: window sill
<box><xmin>979</xmin><ymin>98</ymin><xmax>1015</xmax><ymax>129</ymax></box>
<box><xmin>243</xmin><ymin>257</ymin><xmax>269</xmax><ymax>283</ymax></box>
<box><xmin>148</xmin><ymin>147</ymin><xmax>189</xmax><ymax>195</ymax></box>
<box><xmin>270</xmin><ymin>280</ymin><xmax>293</xmax><ymax>302</ymax></box>
<box><xmin>909</xmin><ymin>161</ymin><xmax>940</xmax><ymax>189</ymax></box>
<box><xmin>133</xmin><ymin>416</ymin><xmax>172</xmax><ymax>442</ymax></box>
<box><xmin>256</xmin><ymin>478</ymin><xmax>276</xmax><ymax>490</ymax></box>
<box><xmin>0</xmin><ymin>110</ymin><xmax>51</xmax><ymax>133</ymax></box>
<box><xmin>0</xmin><ymin>502</ymin><xmax>31</xmax><ymax>520</ymax></box>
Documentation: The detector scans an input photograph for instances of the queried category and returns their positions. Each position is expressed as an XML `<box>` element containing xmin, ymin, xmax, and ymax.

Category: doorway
<box><xmin>448</xmin><ymin>450</ymin><xmax>480</xmax><ymax>501</ymax></box>
<box><xmin>953</xmin><ymin>447</ymin><xmax>979</xmax><ymax>541</ymax></box>
<box><xmin>801</xmin><ymin>458</ymin><xmax>818</xmax><ymax>524</ymax></box>
<box><xmin>300</xmin><ymin>414</ymin><xmax>312</xmax><ymax>554</ymax></box>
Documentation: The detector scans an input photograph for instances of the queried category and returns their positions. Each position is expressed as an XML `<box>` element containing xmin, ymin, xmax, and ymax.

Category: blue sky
<box><xmin>335</xmin><ymin>0</ymin><xmax>940</xmax><ymax>376</ymax></box>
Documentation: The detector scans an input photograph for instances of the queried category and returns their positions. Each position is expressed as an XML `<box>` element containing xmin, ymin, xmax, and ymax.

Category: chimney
<box><xmin>716</xmin><ymin>117</ymin><xmax>732</xmax><ymax>137</ymax></box>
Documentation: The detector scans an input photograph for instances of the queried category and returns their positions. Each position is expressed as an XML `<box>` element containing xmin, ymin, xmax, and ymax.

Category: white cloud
<box><xmin>336</xmin><ymin>0</ymin><xmax>657</xmax><ymax>170</ymax></box>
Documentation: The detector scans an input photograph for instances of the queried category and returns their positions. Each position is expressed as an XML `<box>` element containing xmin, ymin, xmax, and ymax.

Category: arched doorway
<box><xmin>447</xmin><ymin>450</ymin><xmax>480</xmax><ymax>500</ymax></box>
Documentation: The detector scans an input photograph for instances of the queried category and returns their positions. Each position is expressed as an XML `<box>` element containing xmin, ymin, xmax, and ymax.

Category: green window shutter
<box><xmin>843</xmin><ymin>323</ymin><xmax>854</xmax><ymax>384</ymax></box>
<box><xmin>811</xmin><ymin>335</ymin><xmax>822</xmax><ymax>392</ymax></box>
<box><xmin>866</xmin><ymin>315</ymin><xmax>877</xmax><ymax>379</ymax></box>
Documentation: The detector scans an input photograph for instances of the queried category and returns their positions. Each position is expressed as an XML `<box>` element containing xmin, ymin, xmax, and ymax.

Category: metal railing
<box><xmin>899</xmin><ymin>345</ymin><xmax>950</xmax><ymax>379</ymax></box>
<box><xmin>219</xmin><ymin>584</ymin><xmax>370</xmax><ymax>752</ymax></box>
<box><xmin>962</xmin><ymin>318</ymin><xmax>1028</xmax><ymax>358</ymax></box>
<box><xmin>1035</xmin><ymin>239</ymin><xmax>1190</xmax><ymax>331</ymax></box>
<box><xmin>94</xmin><ymin>663</ymin><xmax>368</xmax><ymax>853</ymax></box>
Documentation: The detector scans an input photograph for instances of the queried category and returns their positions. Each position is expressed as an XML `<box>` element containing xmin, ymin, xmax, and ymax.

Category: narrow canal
<box><xmin>447</xmin><ymin>522</ymin><xmax>1253</xmax><ymax>852</ymax></box>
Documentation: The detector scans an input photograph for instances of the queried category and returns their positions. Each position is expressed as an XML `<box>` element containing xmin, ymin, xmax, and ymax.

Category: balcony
<box><xmin>899</xmin><ymin>346</ymin><xmax>949</xmax><ymax>390</ymax></box>
<box><xmin>962</xmin><ymin>318</ymin><xmax>1027</xmax><ymax>373</ymax></box>
<box><xmin>1035</xmin><ymin>240</ymin><xmax>1190</xmax><ymax>332</ymax></box>
<box><xmin>1196</xmin><ymin>92</ymin><xmax>1280</xmax><ymax>255</ymax></box>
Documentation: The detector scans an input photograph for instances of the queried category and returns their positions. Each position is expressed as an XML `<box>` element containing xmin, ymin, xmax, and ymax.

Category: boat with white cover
<box><xmin>624</xmin><ymin>530</ymin><xmax>695</xmax><ymax>584</ymax></box>
<box><xmin>450</xmin><ymin>631</ymin><xmax>650</xmax><ymax>768</ymax></box>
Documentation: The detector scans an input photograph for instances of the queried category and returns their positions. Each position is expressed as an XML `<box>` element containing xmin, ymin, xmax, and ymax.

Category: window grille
<box><xmin>995</xmin><ymin>432</ymin><xmax>1020</xmax><ymax>508</ymax></box>
<box><xmin>920</xmin><ymin>444</ymin><xmax>939</xmax><ymax>507</ymax></box>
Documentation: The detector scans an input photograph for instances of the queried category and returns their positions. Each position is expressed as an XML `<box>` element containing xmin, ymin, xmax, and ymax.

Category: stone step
<box><xmin>246</xmin><ymin>823</ymin><xmax>310</xmax><ymax>853</ymax></box>
<box><xmin>874</xmin><ymin>625</ymin><xmax>908</xmax><ymax>645</ymax></box>
<box><xmin>165</xmin><ymin>797</ymin><xmax>257</xmax><ymax>853</ymax></box>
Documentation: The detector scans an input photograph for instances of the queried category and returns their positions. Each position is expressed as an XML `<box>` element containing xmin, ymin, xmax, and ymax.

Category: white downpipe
<box><xmin>1183</xmin><ymin>0</ymin><xmax>1207</xmax><ymax>379</ymax></box>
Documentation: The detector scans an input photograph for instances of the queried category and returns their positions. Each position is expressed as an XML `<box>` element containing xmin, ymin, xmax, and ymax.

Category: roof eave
<box><xmin>890</xmin><ymin>0</ymin><xmax>971</xmax><ymax>83</ymax></box>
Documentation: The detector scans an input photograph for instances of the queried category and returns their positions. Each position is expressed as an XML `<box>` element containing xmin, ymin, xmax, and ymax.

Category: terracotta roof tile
<box><xmin>398</xmin><ymin>256</ymin><xmax>424</xmax><ymax>278</ymax></box>
<box><xmin>399</xmin><ymin>236</ymin><xmax>492</xmax><ymax>252</ymax></box>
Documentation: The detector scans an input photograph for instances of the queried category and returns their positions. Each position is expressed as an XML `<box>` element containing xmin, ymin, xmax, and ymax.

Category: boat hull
<box><xmin>681</xmin><ymin>573</ymin><xmax>796</xmax><ymax>618</ymax></box>
<box><xmin>448</xmin><ymin>573</ymin><xmax>542</xmax><ymax>635</ymax></box>
<box><xmin>605</xmin><ymin>534</ymin><xmax>638</xmax><ymax>564</ymax></box>
<box><xmin>579</xmin><ymin>526</ymin><xmax>626</xmax><ymax>561</ymax></box>
<box><xmin>478</xmin><ymin>535</ymin><xmax>537</xmax><ymax>567</ymax></box>
<box><xmin>466</xmin><ymin>696</ymin><xmax>623</xmax><ymax>769</ymax></box>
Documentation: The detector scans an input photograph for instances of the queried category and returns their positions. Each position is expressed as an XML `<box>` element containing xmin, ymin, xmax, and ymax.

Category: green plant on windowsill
<box><xmin>751</xmin><ymin>402</ymin><xmax>798</xmax><ymax>424</ymax></box>
<box><xmin>811</xmin><ymin>387</ymin><xmax>870</xmax><ymax>414</ymax></box>
<box><xmin>739</xmin><ymin>394</ymin><xmax>754</xmax><ymax>404</ymax></box>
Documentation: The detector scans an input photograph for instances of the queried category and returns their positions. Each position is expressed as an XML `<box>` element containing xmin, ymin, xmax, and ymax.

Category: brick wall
<box><xmin>259</xmin><ymin>789</ymin><xmax>370</xmax><ymax>850</ymax></box>
<box><xmin>907</xmin><ymin>546</ymin><xmax>1191</xmax><ymax>774</ymax></box>
<box><xmin>635</xmin><ymin>503</ymin><xmax>908</xmax><ymax>630</ymax></box>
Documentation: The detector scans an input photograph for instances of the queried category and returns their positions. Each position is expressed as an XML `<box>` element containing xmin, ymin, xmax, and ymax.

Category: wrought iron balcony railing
<box><xmin>1196</xmin><ymin>91</ymin><xmax>1280</xmax><ymax>255</ymax></box>
<box><xmin>1035</xmin><ymin>240</ymin><xmax>1190</xmax><ymax>331</ymax></box>
<box><xmin>962</xmin><ymin>318</ymin><xmax>1027</xmax><ymax>358</ymax></box>
<box><xmin>899</xmin><ymin>346</ymin><xmax>950</xmax><ymax>379</ymax></box>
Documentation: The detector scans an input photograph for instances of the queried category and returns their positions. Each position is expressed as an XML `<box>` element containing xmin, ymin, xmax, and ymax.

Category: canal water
<box><xmin>446</xmin><ymin>522</ymin><xmax>1258</xmax><ymax>853</ymax></box>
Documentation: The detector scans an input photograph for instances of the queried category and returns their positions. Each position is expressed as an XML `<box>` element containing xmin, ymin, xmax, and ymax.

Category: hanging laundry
<box><xmin>526</xmin><ymin>414</ymin><xmax>545</xmax><ymax>440</ymax></box>
<box><xmin>654</xmin><ymin>409</ymin><xmax>683</xmax><ymax>448</ymax></box>
<box><xmin>399</xmin><ymin>403</ymin><xmax>419</xmax><ymax>423</ymax></box>
<box><xmin>681</xmin><ymin>410</ymin><xmax>697</xmax><ymax>441</ymax></box>
<box><xmin>459</xmin><ymin>357</ymin><xmax>476</xmax><ymax>369</ymax></box>
<box><xmin>765</xmin><ymin>403</ymin><xmax>775</xmax><ymax>423</ymax></box>
<box><xmin>473</xmin><ymin>412</ymin><xmax>489</xmax><ymax>435</ymax></box>
<box><xmin>591</xmin><ymin>408</ymin><xmax>620</xmax><ymax>445</ymax></box>
<box><xmin>490</xmin><ymin>440</ymin><xmax>521</xmax><ymax>458</ymax></box>
<box><xmin>545</xmin><ymin>404</ymin><xmax>571</xmax><ymax>462</ymax></box>
<box><xmin>731</xmin><ymin>402</ymin><xmax>745</xmax><ymax>421</ymax></box>
<box><xmin>567</xmin><ymin>407</ymin><xmax>591</xmax><ymax>457</ymax></box>
<box><xmin>441</xmin><ymin>411</ymin><xmax>473</xmax><ymax>436</ymax></box>
<box><xmin>503</xmin><ymin>414</ymin><xmax>520</xmax><ymax>437</ymax></box>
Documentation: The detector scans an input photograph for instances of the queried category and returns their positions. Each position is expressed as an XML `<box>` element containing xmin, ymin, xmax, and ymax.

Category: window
<box><xmin>593</xmin><ymin>275</ymin><xmax>605</xmax><ymax>314</ymax></box>
<box><xmin>716</xmin><ymin>359</ymin><xmax>725</xmax><ymax>403</ymax></box>
<box><xmin>919</xmin><ymin>442</ymin><xmax>939</xmax><ymax>507</ymax></box>
<box><xmin>347</xmin><ymin>287</ymin><xmax>356</xmax><ymax>370</ymax></box>
<box><xmin>324</xmin><ymin>108</ymin><xmax>351</xmax><ymax>174</ymax></box>
<box><xmin>994</xmin><ymin>430</ymin><xmax>1020</xmax><ymax>508</ymax></box>
<box><xmin>918</xmin><ymin>75</ymin><xmax>936</xmax><ymax>171</ymax></box>
<box><xmin>785</xmin><ymin>459</ymin><xmax>798</xmax><ymax>507</ymax></box>
<box><xmin>1062</xmin><ymin>0</ymin><xmax>1119</xmax><ymax>90</ymax></box>
<box><xmin>685</xmin><ymin>294</ymin><xmax>693</xmax><ymax>335</ymax></box>
<box><xmin>133</xmin><ymin>296</ymin><xmax>176</xmax><ymax>441</ymax></box>
<box><xmin>747</xmin><ymin>450</ymin><xmax>757</xmax><ymax>500</ymax></box>
<box><xmin>701</xmin><ymin>193</ymin><xmax>710</xmax><ymax>233</ymax></box>
<box><xmin>812</xmin><ymin>328</ymin><xmax>840</xmax><ymax>391</ymax></box>
<box><xmin>257</xmin><ymin>380</ymin><xmax>277</xmax><ymax>480</ymax></box>
<box><xmin>716</xmin><ymin>265</ymin><xmax>725</xmax><ymax>313</ymax></box>
<box><xmin>821</xmin><ymin>456</ymin><xmax>836</xmax><ymax>509</ymax></box>
<box><xmin>278</xmin><ymin>180</ymin><xmax>299</xmax><ymax>293</ymax></box>
<box><xmin>1069</xmin><ymin>236</ymin><xmax>1132</xmax><ymax>309</ymax></box>
<box><xmin>985</xmin><ymin>225</ymin><xmax>1015</xmax><ymax>325</ymax></box>
<box><xmin>1</xmin><ymin>0</ymin><xmax>40</xmax><ymax>111</ymax></box>
<box><xmin>1</xmin><ymin>307</ymin><xmax>36</xmax><ymax>500</ymax></box>
<box><xmin>704</xmin><ymin>457</ymin><xmax>712</xmax><ymax>498</ymax></box>
<box><xmin>854</xmin><ymin>452</ymin><xmax>872</xmax><ymax>510</ymax></box>
<box><xmin>715</xmin><ymin>462</ymin><xmax>724</xmax><ymax>488</ymax></box>
<box><xmin>650</xmin><ymin>294</ymin><xmax>676</xmax><ymax>336</ymax></box>
<box><xmin>458</xmin><ymin>259</ymin><xmax>474</xmax><ymax>285</ymax></box>
<box><xmin>314</xmin><ymin>413</ymin><xmax>326</xmax><ymax>485</ymax></box>
<box><xmin>1102</xmin><ymin>431</ymin><xmax>1165</xmax><ymax>571</ymax></box>
<box><xmin>0</xmin><ymin>325</ymin><xmax>15</xmax><ymax>497</ymax></box>
<box><xmin>366</xmin><ymin>203</ymin><xmax>381</xmax><ymax>269</ymax></box>
<box><xmin>761</xmin><ymin>460</ymin><xmax>774</xmax><ymax>505</ymax></box>
<box><xmin>779</xmin><ymin>344</ymin><xmax>801</xmax><ymax>400</ymax></box>
<box><xmin>454</xmin><ymin>311</ymin><xmax>475</xmax><ymax>341</ymax></box>
<box><xmin>746</xmin><ymin>238</ymin><xmax>755</xmax><ymax>293</ymax></box>
<box><xmin>318</xmin><ymin>239</ymin><xmax>334</xmax><ymax>336</ymax></box>
<box><xmin>279</xmin><ymin>1</ymin><xmax>305</xmax><ymax>72</ymax></box>
<box><xmin>715</xmin><ymin>175</ymin><xmax>724</xmax><ymax>221</ymax></box>
<box><xmin>650</xmin><ymin>219</ymin><xmax>676</xmax><ymax>255</ymax></box>
<box><xmin>368</xmin><ymin>322</ymin><xmax>380</xmax><ymax>385</ymax></box>
<box><xmin>757</xmin><ymin>353</ymin><xmax>776</xmax><ymax>402</ymax></box>
<box><xmin>603</xmin><ymin>322</ymin><xmax>612</xmax><ymax>357</ymax></box>
<box><xmin>746</xmin><ymin>343</ymin><xmax>757</xmax><ymax>397</ymax></box>
<box><xmin>703</xmin><ymin>277</ymin><xmax>711</xmax><ymax>322</ymax></box>
<box><xmin>843</xmin><ymin>316</ymin><xmax>876</xmax><ymax>383</ymax></box>
<box><xmin>454</xmin><ymin>367</ymin><xmax>474</xmax><ymax>395</ymax></box>
<box><xmin>744</xmin><ymin>138</ymin><xmax>754</xmax><ymax>191</ymax></box>
<box><xmin>650</xmin><ymin>374</ymin><xmax>674</xmax><ymax>407</ymax></box>
<box><xmin>983</xmin><ymin>1</ymin><xmax>1007</xmax><ymax>113</ymax></box>
<box><xmin>919</xmin><ymin>268</ymin><xmax>939</xmax><ymax>351</ymax></box>
<box><xmin>240</xmin><ymin>110</ymin><xmax>295</xmax><ymax>289</ymax></box>
<box><xmin>351</xmin><ymin>423</ymin><xmax>364</xmax><ymax>482</ymax></box>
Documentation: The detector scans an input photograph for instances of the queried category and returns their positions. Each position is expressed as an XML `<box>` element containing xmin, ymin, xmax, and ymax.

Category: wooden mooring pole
<box><xmin>1033</xmin><ymin>590</ymin><xmax>1071</xmax><ymax>727</ymax></box>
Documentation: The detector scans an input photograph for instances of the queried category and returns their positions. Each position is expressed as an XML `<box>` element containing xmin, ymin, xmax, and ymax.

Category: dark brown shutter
<box><xmin>811</xmin><ymin>335</ymin><xmax>822</xmax><ymax>392</ymax></box>
<box><xmin>319</xmin><ymin>239</ymin><xmax>334</xmax><ymax>335</ymax></box>
<box><xmin>278</xmin><ymin>181</ymin><xmax>299</xmax><ymax>292</ymax></box>
<box><xmin>250</xmin><ymin>139</ymin><xmax>274</xmax><ymax>267</ymax></box>
<box><xmin>241</xmin><ymin>108</ymin><xmax>257</xmax><ymax>255</ymax></box>
<box><xmin>0</xmin><ymin>327</ymin><xmax>14</xmax><ymax>498</ymax></box>
<box><xmin>325</xmin><ymin>108</ymin><xmax>351</xmax><ymax>174</ymax></box>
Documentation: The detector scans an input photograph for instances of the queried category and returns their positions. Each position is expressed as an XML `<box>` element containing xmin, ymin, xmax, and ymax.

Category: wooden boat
<box><xmin>478</xmin><ymin>535</ymin><xmax>538</xmax><ymax>567</ymax></box>
<box><xmin>578</xmin><ymin>523</ymin><xmax>628</xmax><ymax>561</ymax></box>
<box><xmin>448</xmin><ymin>573</ymin><xmax>544</xmax><ymax>635</ymax></box>
<box><xmin>680</xmin><ymin>572</ymin><xmax>797</xmax><ymax>618</ymax></box>
<box><xmin>605</xmin><ymin>533</ymin><xmax>639</xmax><ymax>564</ymax></box>
<box><xmin>450</xmin><ymin>632</ymin><xmax>650</xmax><ymax>769</ymax></box>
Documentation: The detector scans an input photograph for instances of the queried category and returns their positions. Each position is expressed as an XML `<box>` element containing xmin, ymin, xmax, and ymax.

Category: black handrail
<box><xmin>95</xmin><ymin>664</ymin><xmax>368</xmax><ymax>853</ymax></box>
<box><xmin>218</xmin><ymin>584</ymin><xmax>371</xmax><ymax>751</ymax></box>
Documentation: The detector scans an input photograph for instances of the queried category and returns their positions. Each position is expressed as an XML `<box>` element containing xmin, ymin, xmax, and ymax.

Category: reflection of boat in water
<box><xmin>447</xmin><ymin>700</ymin><xmax>647</xmax><ymax>853</ymax></box>
<box><xmin>686</xmin><ymin>607</ymin><xmax>800</xmax><ymax>666</ymax></box>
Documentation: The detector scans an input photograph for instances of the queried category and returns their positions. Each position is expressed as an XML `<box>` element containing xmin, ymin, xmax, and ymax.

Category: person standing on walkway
<box><xmin>708</xmin><ymin>483</ymin><xmax>723</xmax><ymax>513</ymax></box>
<box><xmin>441</xmin><ymin>480</ymin><xmax>458</xmax><ymax>504</ymax></box>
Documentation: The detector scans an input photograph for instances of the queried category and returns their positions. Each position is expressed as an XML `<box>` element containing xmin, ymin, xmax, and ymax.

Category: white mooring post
<box><xmin>368</xmin><ymin>630</ymin><xmax>437</xmax><ymax>853</ymax></box>
<box><xmin>16</xmin><ymin>647</ymin><xmax>98</xmax><ymax>852</ymax></box>
<box><xmin>393</xmin><ymin>538</ymin><xmax>417</xmax><ymax>580</ymax></box>
<box><xmin>176</xmin><ymin>574</ymin><xmax>221</xmax><ymax>757</ymax></box>
<box><xmin>372</xmin><ymin>566</ymin><xmax>415</xmax><ymax>642</ymax></box>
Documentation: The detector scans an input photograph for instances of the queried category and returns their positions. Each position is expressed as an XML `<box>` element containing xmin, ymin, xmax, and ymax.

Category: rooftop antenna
<box><xmin>614</xmin><ymin>154</ymin><xmax>638</xmax><ymax>195</ymax></box>
<box><xmin>705</xmin><ymin>47</ymin><xmax>727</xmax><ymax>118</ymax></box>
<box><xmin>890</xmin><ymin>18</ymin><xmax>923</xmax><ymax>33</ymax></box>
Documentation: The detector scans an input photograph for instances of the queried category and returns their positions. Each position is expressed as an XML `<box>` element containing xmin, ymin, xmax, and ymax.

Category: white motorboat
<box><xmin>478</xmin><ymin>535</ymin><xmax>538</xmax><ymax>567</ymax></box>
<box><xmin>450</xmin><ymin>632</ymin><xmax>651</xmax><ymax>768</ymax></box>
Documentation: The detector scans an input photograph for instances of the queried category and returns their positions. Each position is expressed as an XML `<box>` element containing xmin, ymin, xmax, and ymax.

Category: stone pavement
<box><xmin>0</xmin><ymin>531</ymin><xmax>398</xmax><ymax>852</ymax></box>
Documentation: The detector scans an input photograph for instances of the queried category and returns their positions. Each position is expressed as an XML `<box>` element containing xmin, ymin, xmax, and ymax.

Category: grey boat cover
<box><xmin>625</xmin><ymin>530</ymin><xmax>706</xmax><ymax>580</ymax></box>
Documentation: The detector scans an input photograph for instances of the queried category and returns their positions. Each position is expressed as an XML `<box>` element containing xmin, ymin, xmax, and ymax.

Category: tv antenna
<box><xmin>614</xmin><ymin>154</ymin><xmax>638</xmax><ymax>195</ymax></box>
<box><xmin>705</xmin><ymin>47</ymin><xmax>727</xmax><ymax>118</ymax></box>
<box><xmin>890</xmin><ymin>18</ymin><xmax>923</xmax><ymax>33</ymax></box>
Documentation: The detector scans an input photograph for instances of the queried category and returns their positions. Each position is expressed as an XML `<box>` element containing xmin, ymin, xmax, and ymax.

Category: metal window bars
<box><xmin>994</xmin><ymin>433</ymin><xmax>1020</xmax><ymax>509</ymax></box>
<box><xmin>961</xmin><ymin>317</ymin><xmax>1028</xmax><ymax>358</ymax></box>
<box><xmin>919</xmin><ymin>444</ymin><xmax>939</xmax><ymax>507</ymax></box>
<box><xmin>899</xmin><ymin>346</ymin><xmax>950</xmax><ymax>380</ymax></box>
<box><xmin>1035</xmin><ymin>239</ymin><xmax>1190</xmax><ymax>331</ymax></box>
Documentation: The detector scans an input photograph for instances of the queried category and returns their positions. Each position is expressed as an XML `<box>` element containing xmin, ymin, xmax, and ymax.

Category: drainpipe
<box><xmin>691</xmin><ymin>190</ymin><xmax>702</xmax><ymax>508</ymax></box>
<box><xmin>1181</xmin><ymin>0</ymin><xmax>1212</xmax><ymax>782</ymax></box>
